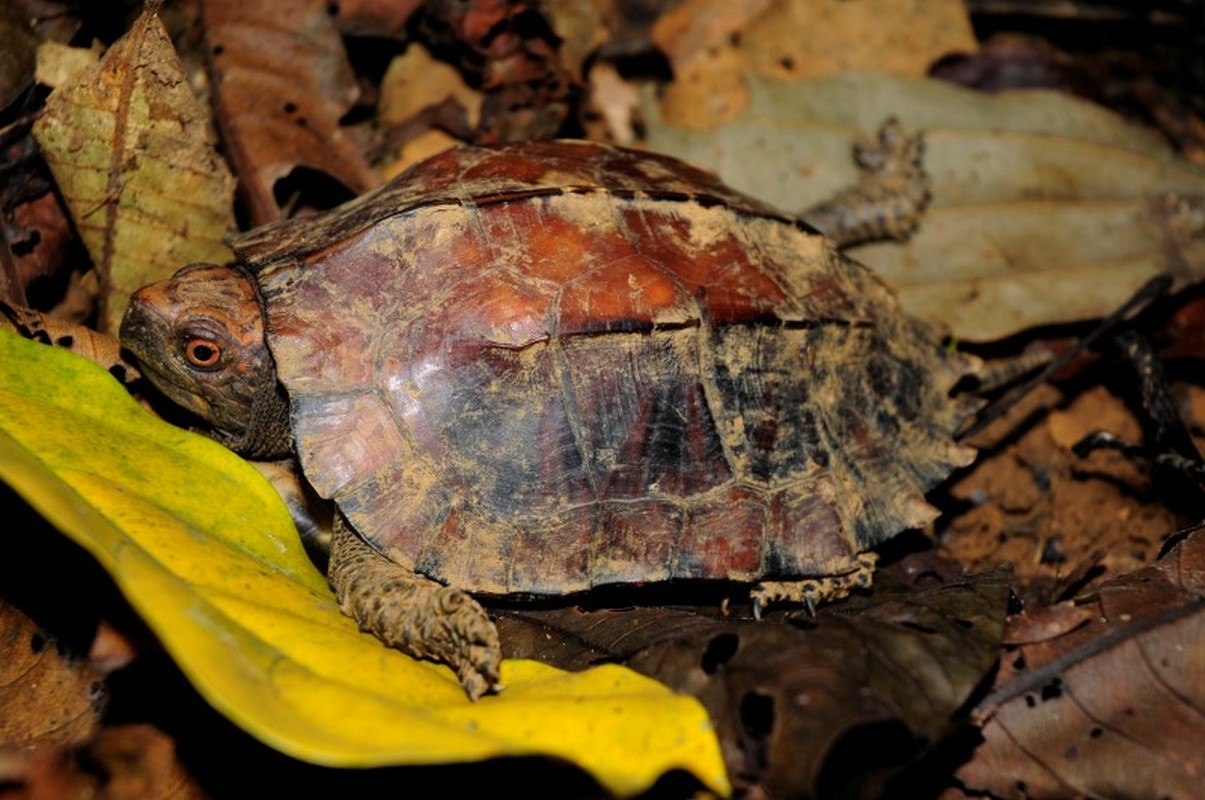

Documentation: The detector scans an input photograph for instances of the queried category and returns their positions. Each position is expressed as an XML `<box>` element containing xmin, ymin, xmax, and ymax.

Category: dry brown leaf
<box><xmin>331</xmin><ymin>0</ymin><xmax>423</xmax><ymax>37</ymax></box>
<box><xmin>6</xmin><ymin>192</ymin><xmax>73</xmax><ymax>302</ymax></box>
<box><xmin>0</xmin><ymin>598</ymin><xmax>105</xmax><ymax>751</ymax></box>
<box><xmin>643</xmin><ymin>72</ymin><xmax>1205</xmax><ymax>340</ymax></box>
<box><xmin>652</xmin><ymin>0</ymin><xmax>771</xmax><ymax>70</ymax></box>
<box><xmin>739</xmin><ymin>0</ymin><xmax>975</xmax><ymax>80</ymax></box>
<box><xmin>375</xmin><ymin>43</ymin><xmax>481</xmax><ymax>173</ymax></box>
<box><xmin>956</xmin><ymin>531</ymin><xmax>1205</xmax><ymax>799</ymax></box>
<box><xmin>31</xmin><ymin>11</ymin><xmax>237</xmax><ymax>334</ymax></box>
<box><xmin>202</xmin><ymin>0</ymin><xmax>379</xmax><ymax>224</ymax></box>
<box><xmin>0</xmin><ymin>724</ymin><xmax>208</xmax><ymax>800</ymax></box>
<box><xmin>378</xmin><ymin>44</ymin><xmax>482</xmax><ymax>130</ymax></box>
<box><xmin>650</xmin><ymin>0</ymin><xmax>974</xmax><ymax>130</ymax></box>
<box><xmin>419</xmin><ymin>1</ymin><xmax>576</xmax><ymax>142</ymax></box>
<box><xmin>656</xmin><ymin>43</ymin><xmax>751</xmax><ymax>130</ymax></box>
<box><xmin>542</xmin><ymin>0</ymin><xmax>617</xmax><ymax>79</ymax></box>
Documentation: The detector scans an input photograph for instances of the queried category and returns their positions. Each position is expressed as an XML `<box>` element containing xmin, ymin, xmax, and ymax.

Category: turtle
<box><xmin>119</xmin><ymin>138</ymin><xmax>979</xmax><ymax>700</ymax></box>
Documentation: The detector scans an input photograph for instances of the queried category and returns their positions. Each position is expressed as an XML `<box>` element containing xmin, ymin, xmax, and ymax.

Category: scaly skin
<box><xmin>329</xmin><ymin>517</ymin><xmax>501</xmax><ymax>699</ymax></box>
<box><xmin>801</xmin><ymin>119</ymin><xmax>931</xmax><ymax>248</ymax></box>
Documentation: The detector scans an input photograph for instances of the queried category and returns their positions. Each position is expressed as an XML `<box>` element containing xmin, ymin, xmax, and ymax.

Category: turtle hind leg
<box><xmin>749</xmin><ymin>552</ymin><xmax>878</xmax><ymax>619</ymax></box>
<box><xmin>800</xmin><ymin>119</ymin><xmax>930</xmax><ymax>248</ymax></box>
<box><xmin>328</xmin><ymin>515</ymin><xmax>501</xmax><ymax>700</ymax></box>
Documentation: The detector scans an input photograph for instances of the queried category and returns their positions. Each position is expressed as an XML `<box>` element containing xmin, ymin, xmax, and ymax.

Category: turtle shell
<box><xmin>233</xmin><ymin>140</ymin><xmax>976</xmax><ymax>596</ymax></box>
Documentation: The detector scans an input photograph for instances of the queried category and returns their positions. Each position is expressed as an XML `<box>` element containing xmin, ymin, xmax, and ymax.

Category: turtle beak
<box><xmin>119</xmin><ymin>282</ymin><xmax>215</xmax><ymax>421</ymax></box>
<box><xmin>118</xmin><ymin>279</ymin><xmax>184</xmax><ymax>366</ymax></box>
<box><xmin>119</xmin><ymin>283</ymin><xmax>171</xmax><ymax>366</ymax></box>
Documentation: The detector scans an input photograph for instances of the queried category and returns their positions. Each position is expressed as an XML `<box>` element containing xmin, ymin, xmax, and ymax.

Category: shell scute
<box><xmin>555</xmin><ymin>252</ymin><xmax>691</xmax><ymax>334</ymax></box>
<box><xmin>677</xmin><ymin>487</ymin><xmax>770</xmax><ymax>581</ymax></box>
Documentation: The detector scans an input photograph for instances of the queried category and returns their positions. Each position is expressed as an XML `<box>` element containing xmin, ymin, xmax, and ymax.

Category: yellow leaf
<box><xmin>31</xmin><ymin>11</ymin><xmax>237</xmax><ymax>335</ymax></box>
<box><xmin>0</xmin><ymin>331</ymin><xmax>729</xmax><ymax>797</ymax></box>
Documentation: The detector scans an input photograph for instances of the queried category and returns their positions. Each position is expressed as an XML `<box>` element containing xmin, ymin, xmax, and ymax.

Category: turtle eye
<box><xmin>183</xmin><ymin>338</ymin><xmax>223</xmax><ymax>369</ymax></box>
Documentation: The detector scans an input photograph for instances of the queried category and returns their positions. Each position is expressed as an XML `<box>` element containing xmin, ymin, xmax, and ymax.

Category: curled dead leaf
<box><xmin>958</xmin><ymin>529</ymin><xmax>1205</xmax><ymax>799</ymax></box>
<box><xmin>649</xmin><ymin>0</ymin><xmax>974</xmax><ymax>130</ymax></box>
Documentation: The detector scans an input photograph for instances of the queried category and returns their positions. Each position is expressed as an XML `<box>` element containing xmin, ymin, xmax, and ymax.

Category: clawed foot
<box><xmin>750</xmin><ymin>552</ymin><xmax>878</xmax><ymax>619</ymax></box>
<box><xmin>800</xmin><ymin>118</ymin><xmax>930</xmax><ymax>247</ymax></box>
<box><xmin>407</xmin><ymin>585</ymin><xmax>502</xmax><ymax>701</ymax></box>
<box><xmin>328</xmin><ymin>517</ymin><xmax>502</xmax><ymax>700</ymax></box>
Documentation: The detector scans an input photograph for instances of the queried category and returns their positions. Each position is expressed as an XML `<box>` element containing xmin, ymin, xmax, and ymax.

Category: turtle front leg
<box><xmin>328</xmin><ymin>516</ymin><xmax>502</xmax><ymax>700</ymax></box>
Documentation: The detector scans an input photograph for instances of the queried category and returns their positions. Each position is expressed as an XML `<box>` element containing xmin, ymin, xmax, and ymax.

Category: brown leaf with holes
<box><xmin>0</xmin><ymin>598</ymin><xmax>105</xmax><ymax>750</ymax></box>
<box><xmin>956</xmin><ymin>530</ymin><xmax>1205</xmax><ymax>799</ymax></box>
<box><xmin>499</xmin><ymin>562</ymin><xmax>1009</xmax><ymax>799</ymax></box>
<box><xmin>202</xmin><ymin>0</ymin><xmax>379</xmax><ymax>224</ymax></box>
<box><xmin>7</xmin><ymin>194</ymin><xmax>73</xmax><ymax>300</ymax></box>
<box><xmin>2</xmin><ymin>124</ymin><xmax>69</xmax><ymax>309</ymax></box>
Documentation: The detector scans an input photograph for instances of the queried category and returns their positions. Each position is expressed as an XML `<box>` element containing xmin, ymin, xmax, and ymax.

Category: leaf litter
<box><xmin>3</xmin><ymin>1</ymin><xmax>1205</xmax><ymax>798</ymax></box>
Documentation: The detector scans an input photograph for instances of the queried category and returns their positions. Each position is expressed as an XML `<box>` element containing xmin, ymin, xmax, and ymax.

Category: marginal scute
<box><xmin>233</xmin><ymin>141</ymin><xmax>978</xmax><ymax>596</ymax></box>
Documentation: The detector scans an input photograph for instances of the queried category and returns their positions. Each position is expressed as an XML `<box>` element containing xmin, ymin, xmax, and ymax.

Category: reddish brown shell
<box><xmin>233</xmin><ymin>140</ymin><xmax>976</xmax><ymax>595</ymax></box>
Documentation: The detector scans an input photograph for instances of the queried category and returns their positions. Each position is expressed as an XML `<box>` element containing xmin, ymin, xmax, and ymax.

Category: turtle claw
<box><xmin>426</xmin><ymin>586</ymin><xmax>502</xmax><ymax>700</ymax></box>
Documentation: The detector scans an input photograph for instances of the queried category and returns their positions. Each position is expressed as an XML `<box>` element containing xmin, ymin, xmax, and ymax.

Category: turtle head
<box><xmin>120</xmin><ymin>263</ymin><xmax>291</xmax><ymax>458</ymax></box>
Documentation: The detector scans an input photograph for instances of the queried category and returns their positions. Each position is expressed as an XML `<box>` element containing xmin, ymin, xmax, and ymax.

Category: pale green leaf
<box><xmin>644</xmin><ymin>72</ymin><xmax>1205</xmax><ymax>341</ymax></box>
<box><xmin>0</xmin><ymin>330</ymin><xmax>729</xmax><ymax>797</ymax></box>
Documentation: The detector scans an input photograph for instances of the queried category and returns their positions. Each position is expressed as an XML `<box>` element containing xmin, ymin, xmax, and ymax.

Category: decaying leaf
<box><xmin>31</xmin><ymin>10</ymin><xmax>237</xmax><ymax>335</ymax></box>
<box><xmin>0</xmin><ymin>331</ymin><xmax>729</xmax><ymax>798</ymax></box>
<box><xmin>643</xmin><ymin>71</ymin><xmax>1205</xmax><ymax>340</ymax></box>
<box><xmin>0</xmin><ymin>598</ymin><xmax>105</xmax><ymax>751</ymax></box>
<box><xmin>649</xmin><ymin>0</ymin><xmax>975</xmax><ymax>130</ymax></box>
<box><xmin>957</xmin><ymin>530</ymin><xmax>1205</xmax><ymax>799</ymax></box>
<box><xmin>375</xmin><ymin>43</ymin><xmax>480</xmax><ymax>175</ymax></box>
<box><xmin>542</xmin><ymin>0</ymin><xmax>617</xmax><ymax>80</ymax></box>
<box><xmin>419</xmin><ymin>1</ymin><xmax>577</xmax><ymax>142</ymax></box>
<box><xmin>0</xmin><ymin>724</ymin><xmax>208</xmax><ymax>800</ymax></box>
<box><xmin>4</xmin><ymin>189</ymin><xmax>74</xmax><ymax>307</ymax></box>
<box><xmin>201</xmin><ymin>0</ymin><xmax>379</xmax><ymax>224</ymax></box>
<box><xmin>499</xmin><ymin>563</ymin><xmax>1010</xmax><ymax>798</ymax></box>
